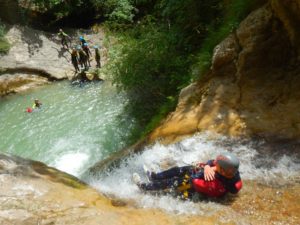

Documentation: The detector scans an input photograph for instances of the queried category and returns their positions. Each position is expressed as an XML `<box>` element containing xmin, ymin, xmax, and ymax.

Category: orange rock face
<box><xmin>150</xmin><ymin>2</ymin><xmax>300</xmax><ymax>143</ymax></box>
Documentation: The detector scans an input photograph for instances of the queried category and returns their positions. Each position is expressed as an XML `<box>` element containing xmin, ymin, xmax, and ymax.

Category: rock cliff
<box><xmin>150</xmin><ymin>1</ymin><xmax>300</xmax><ymax>143</ymax></box>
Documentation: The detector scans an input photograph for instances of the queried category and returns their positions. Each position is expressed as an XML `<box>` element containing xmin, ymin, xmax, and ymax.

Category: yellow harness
<box><xmin>176</xmin><ymin>174</ymin><xmax>192</xmax><ymax>199</ymax></box>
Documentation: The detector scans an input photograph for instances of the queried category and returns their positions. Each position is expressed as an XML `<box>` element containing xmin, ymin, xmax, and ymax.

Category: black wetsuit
<box><xmin>71</xmin><ymin>51</ymin><xmax>80</xmax><ymax>72</ymax></box>
<box><xmin>140</xmin><ymin>160</ymin><xmax>242</xmax><ymax>195</ymax></box>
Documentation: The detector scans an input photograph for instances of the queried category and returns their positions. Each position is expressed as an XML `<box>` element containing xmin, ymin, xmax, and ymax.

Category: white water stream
<box><xmin>1</xmin><ymin>81</ymin><xmax>300</xmax><ymax>221</ymax></box>
<box><xmin>89</xmin><ymin>132</ymin><xmax>300</xmax><ymax>215</ymax></box>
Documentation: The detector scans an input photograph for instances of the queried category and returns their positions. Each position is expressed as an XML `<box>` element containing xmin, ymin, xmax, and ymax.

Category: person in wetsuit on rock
<box><xmin>77</xmin><ymin>46</ymin><xmax>88</xmax><ymax>70</ymax></box>
<box><xmin>133</xmin><ymin>152</ymin><xmax>242</xmax><ymax>198</ymax></box>
<box><xmin>82</xmin><ymin>43</ymin><xmax>92</xmax><ymax>67</ymax></box>
<box><xmin>94</xmin><ymin>45</ymin><xmax>101</xmax><ymax>68</ymax></box>
<box><xmin>71</xmin><ymin>47</ymin><xmax>80</xmax><ymax>72</ymax></box>
<box><xmin>58</xmin><ymin>29</ymin><xmax>70</xmax><ymax>49</ymax></box>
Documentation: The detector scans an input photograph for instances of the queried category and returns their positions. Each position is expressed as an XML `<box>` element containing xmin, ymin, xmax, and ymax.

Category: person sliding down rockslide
<box><xmin>133</xmin><ymin>152</ymin><xmax>242</xmax><ymax>199</ymax></box>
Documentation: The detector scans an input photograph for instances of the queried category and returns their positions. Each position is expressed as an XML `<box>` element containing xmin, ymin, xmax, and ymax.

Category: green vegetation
<box><xmin>102</xmin><ymin>0</ymin><xmax>263</xmax><ymax>141</ymax></box>
<box><xmin>25</xmin><ymin>0</ymin><xmax>137</xmax><ymax>25</ymax></box>
<box><xmin>22</xmin><ymin>0</ymin><xmax>264</xmax><ymax>141</ymax></box>
<box><xmin>0</xmin><ymin>21</ymin><xmax>10</xmax><ymax>54</ymax></box>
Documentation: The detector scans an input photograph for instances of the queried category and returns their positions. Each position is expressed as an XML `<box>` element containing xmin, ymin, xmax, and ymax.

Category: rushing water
<box><xmin>89</xmin><ymin>132</ymin><xmax>300</xmax><ymax>217</ymax></box>
<box><xmin>0</xmin><ymin>81</ymin><xmax>136</xmax><ymax>177</ymax></box>
<box><xmin>1</xmin><ymin>81</ymin><xmax>300</xmax><ymax>223</ymax></box>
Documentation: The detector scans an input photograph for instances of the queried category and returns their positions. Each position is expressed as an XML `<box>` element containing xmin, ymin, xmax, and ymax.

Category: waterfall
<box><xmin>88</xmin><ymin>132</ymin><xmax>300</xmax><ymax>215</ymax></box>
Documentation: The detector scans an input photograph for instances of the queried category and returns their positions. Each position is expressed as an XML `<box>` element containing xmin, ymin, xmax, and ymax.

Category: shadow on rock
<box><xmin>0</xmin><ymin>153</ymin><xmax>87</xmax><ymax>189</ymax></box>
<box><xmin>19</xmin><ymin>26</ymin><xmax>43</xmax><ymax>57</ymax></box>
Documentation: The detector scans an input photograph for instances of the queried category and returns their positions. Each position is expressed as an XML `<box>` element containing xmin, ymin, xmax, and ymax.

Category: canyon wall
<box><xmin>150</xmin><ymin>1</ymin><xmax>300</xmax><ymax>143</ymax></box>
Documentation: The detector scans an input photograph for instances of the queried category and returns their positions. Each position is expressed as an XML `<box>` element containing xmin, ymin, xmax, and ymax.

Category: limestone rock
<box><xmin>150</xmin><ymin>2</ymin><xmax>300</xmax><ymax>143</ymax></box>
<box><xmin>0</xmin><ymin>26</ymin><xmax>74</xmax><ymax>80</ymax></box>
<box><xmin>0</xmin><ymin>74</ymin><xmax>49</xmax><ymax>95</ymax></box>
<box><xmin>0</xmin><ymin>154</ymin><xmax>231</xmax><ymax>225</ymax></box>
<box><xmin>0</xmin><ymin>25</ymin><xmax>107</xmax><ymax>96</ymax></box>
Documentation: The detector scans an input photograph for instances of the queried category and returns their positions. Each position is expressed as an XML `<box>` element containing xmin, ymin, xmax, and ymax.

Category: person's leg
<box><xmin>62</xmin><ymin>38</ymin><xmax>67</xmax><ymax>48</ymax></box>
<box><xmin>79</xmin><ymin>59</ymin><xmax>83</xmax><ymax>68</ymax></box>
<box><xmin>150</xmin><ymin>166</ymin><xmax>193</xmax><ymax>180</ymax></box>
<box><xmin>96</xmin><ymin>57</ymin><xmax>101</xmax><ymax>68</ymax></box>
<box><xmin>139</xmin><ymin>177</ymin><xmax>184</xmax><ymax>191</ymax></box>
<box><xmin>72</xmin><ymin>62</ymin><xmax>76</xmax><ymax>71</ymax></box>
<box><xmin>84</xmin><ymin>59</ymin><xmax>88</xmax><ymax>69</ymax></box>
<box><xmin>75</xmin><ymin>62</ymin><xmax>79</xmax><ymax>72</ymax></box>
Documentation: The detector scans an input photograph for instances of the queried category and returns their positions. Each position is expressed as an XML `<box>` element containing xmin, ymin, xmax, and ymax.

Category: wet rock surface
<box><xmin>0</xmin><ymin>26</ymin><xmax>74</xmax><ymax>80</ymax></box>
<box><xmin>0</xmin><ymin>154</ymin><xmax>228</xmax><ymax>225</ymax></box>
<box><xmin>1</xmin><ymin>1</ymin><xmax>300</xmax><ymax>224</ymax></box>
<box><xmin>0</xmin><ymin>74</ymin><xmax>50</xmax><ymax>95</ymax></box>
<box><xmin>1</xmin><ymin>153</ymin><xmax>299</xmax><ymax>225</ymax></box>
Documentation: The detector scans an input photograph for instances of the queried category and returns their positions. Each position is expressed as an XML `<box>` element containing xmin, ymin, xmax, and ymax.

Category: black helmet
<box><xmin>216</xmin><ymin>152</ymin><xmax>239</xmax><ymax>176</ymax></box>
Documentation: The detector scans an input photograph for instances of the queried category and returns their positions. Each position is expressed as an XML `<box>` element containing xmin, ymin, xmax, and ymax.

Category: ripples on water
<box><xmin>1</xmin><ymin>82</ymin><xmax>300</xmax><ymax>221</ymax></box>
<box><xmin>0</xmin><ymin>81</ymin><xmax>136</xmax><ymax>177</ymax></box>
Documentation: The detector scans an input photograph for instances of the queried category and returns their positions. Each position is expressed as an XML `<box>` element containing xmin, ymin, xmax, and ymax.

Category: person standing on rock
<box><xmin>71</xmin><ymin>47</ymin><xmax>80</xmax><ymax>73</ymax></box>
<box><xmin>94</xmin><ymin>45</ymin><xmax>101</xmax><ymax>68</ymax></box>
<box><xmin>82</xmin><ymin>43</ymin><xmax>92</xmax><ymax>67</ymax></box>
<box><xmin>79</xmin><ymin>36</ymin><xmax>87</xmax><ymax>48</ymax></box>
<box><xmin>77</xmin><ymin>46</ymin><xmax>88</xmax><ymax>70</ymax></box>
<box><xmin>58</xmin><ymin>29</ymin><xmax>70</xmax><ymax>49</ymax></box>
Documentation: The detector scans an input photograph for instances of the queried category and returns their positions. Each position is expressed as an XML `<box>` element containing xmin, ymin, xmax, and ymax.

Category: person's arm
<box><xmin>193</xmin><ymin>160</ymin><xmax>216</xmax><ymax>181</ymax></box>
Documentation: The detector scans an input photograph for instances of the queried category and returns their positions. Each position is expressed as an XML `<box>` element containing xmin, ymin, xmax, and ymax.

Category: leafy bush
<box><xmin>93</xmin><ymin>0</ymin><xmax>135</xmax><ymax>23</ymax></box>
<box><xmin>107</xmin><ymin>24</ymin><xmax>191</xmax><ymax>127</ymax></box>
<box><xmin>26</xmin><ymin>0</ymin><xmax>81</xmax><ymax>17</ymax></box>
<box><xmin>0</xmin><ymin>22</ymin><xmax>10</xmax><ymax>54</ymax></box>
<box><xmin>103</xmin><ymin>0</ymin><xmax>265</xmax><ymax>140</ymax></box>
<box><xmin>25</xmin><ymin>0</ymin><xmax>136</xmax><ymax>26</ymax></box>
<box><xmin>103</xmin><ymin>0</ymin><xmax>226</xmax><ymax>138</ymax></box>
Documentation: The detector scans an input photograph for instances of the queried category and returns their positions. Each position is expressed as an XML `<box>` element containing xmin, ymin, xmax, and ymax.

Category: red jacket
<box><xmin>191</xmin><ymin>160</ymin><xmax>242</xmax><ymax>197</ymax></box>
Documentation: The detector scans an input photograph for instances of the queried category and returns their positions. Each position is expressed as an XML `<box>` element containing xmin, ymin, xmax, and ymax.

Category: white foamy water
<box><xmin>53</xmin><ymin>152</ymin><xmax>89</xmax><ymax>176</ymax></box>
<box><xmin>89</xmin><ymin>132</ymin><xmax>300</xmax><ymax>215</ymax></box>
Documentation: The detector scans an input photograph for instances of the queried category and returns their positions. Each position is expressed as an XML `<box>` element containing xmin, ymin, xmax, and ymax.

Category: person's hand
<box><xmin>204</xmin><ymin>165</ymin><xmax>215</xmax><ymax>181</ymax></box>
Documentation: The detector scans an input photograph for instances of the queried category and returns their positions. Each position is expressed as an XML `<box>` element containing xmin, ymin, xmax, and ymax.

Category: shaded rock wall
<box><xmin>150</xmin><ymin>1</ymin><xmax>300</xmax><ymax>143</ymax></box>
<box><xmin>0</xmin><ymin>0</ymin><xmax>21</xmax><ymax>24</ymax></box>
